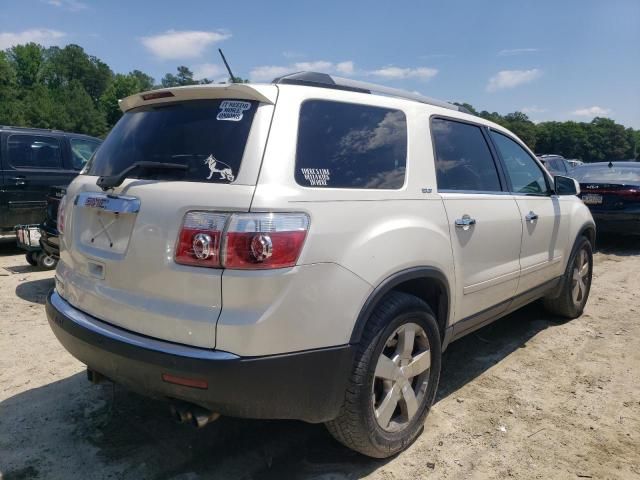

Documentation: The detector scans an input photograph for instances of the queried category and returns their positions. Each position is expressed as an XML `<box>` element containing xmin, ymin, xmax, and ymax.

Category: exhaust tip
<box><xmin>169</xmin><ymin>402</ymin><xmax>219</xmax><ymax>427</ymax></box>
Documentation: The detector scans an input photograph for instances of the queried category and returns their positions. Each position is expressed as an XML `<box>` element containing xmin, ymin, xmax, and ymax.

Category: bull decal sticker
<box><xmin>204</xmin><ymin>154</ymin><xmax>235</xmax><ymax>182</ymax></box>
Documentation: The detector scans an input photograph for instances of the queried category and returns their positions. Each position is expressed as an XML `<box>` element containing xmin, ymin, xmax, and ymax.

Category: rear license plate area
<box><xmin>582</xmin><ymin>194</ymin><xmax>603</xmax><ymax>205</ymax></box>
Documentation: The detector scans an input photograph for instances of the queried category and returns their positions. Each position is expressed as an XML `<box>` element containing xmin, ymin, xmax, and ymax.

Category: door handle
<box><xmin>525</xmin><ymin>211</ymin><xmax>539</xmax><ymax>223</ymax></box>
<box><xmin>12</xmin><ymin>176</ymin><xmax>27</xmax><ymax>186</ymax></box>
<box><xmin>455</xmin><ymin>215</ymin><xmax>476</xmax><ymax>230</ymax></box>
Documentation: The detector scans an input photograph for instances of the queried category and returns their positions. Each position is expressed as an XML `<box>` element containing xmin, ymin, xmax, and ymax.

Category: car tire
<box><xmin>37</xmin><ymin>253</ymin><xmax>58</xmax><ymax>270</ymax></box>
<box><xmin>325</xmin><ymin>291</ymin><xmax>441</xmax><ymax>458</ymax></box>
<box><xmin>543</xmin><ymin>236</ymin><xmax>593</xmax><ymax>319</ymax></box>
<box><xmin>25</xmin><ymin>251</ymin><xmax>38</xmax><ymax>267</ymax></box>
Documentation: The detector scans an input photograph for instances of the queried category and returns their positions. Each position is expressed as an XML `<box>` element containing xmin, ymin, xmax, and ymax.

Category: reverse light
<box><xmin>174</xmin><ymin>212</ymin><xmax>309</xmax><ymax>270</ymax></box>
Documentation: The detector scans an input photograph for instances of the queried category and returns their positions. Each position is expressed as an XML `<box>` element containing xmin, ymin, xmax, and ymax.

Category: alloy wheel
<box><xmin>571</xmin><ymin>248</ymin><xmax>590</xmax><ymax>306</ymax></box>
<box><xmin>372</xmin><ymin>322</ymin><xmax>431</xmax><ymax>432</ymax></box>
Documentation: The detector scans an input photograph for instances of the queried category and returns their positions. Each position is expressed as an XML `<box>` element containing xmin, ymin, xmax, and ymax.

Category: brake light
<box><xmin>174</xmin><ymin>212</ymin><xmax>227</xmax><ymax>267</ymax></box>
<box><xmin>57</xmin><ymin>195</ymin><xmax>66</xmax><ymax>235</ymax></box>
<box><xmin>174</xmin><ymin>212</ymin><xmax>309</xmax><ymax>270</ymax></box>
<box><xmin>224</xmin><ymin>213</ymin><xmax>309</xmax><ymax>269</ymax></box>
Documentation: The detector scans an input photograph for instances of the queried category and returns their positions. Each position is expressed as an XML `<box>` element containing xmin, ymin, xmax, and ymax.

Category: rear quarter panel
<box><xmin>244</xmin><ymin>87</ymin><xmax>455</xmax><ymax>348</ymax></box>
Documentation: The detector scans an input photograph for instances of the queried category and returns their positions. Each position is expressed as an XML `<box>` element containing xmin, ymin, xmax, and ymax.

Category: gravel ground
<box><xmin>1</xmin><ymin>236</ymin><xmax>639</xmax><ymax>480</ymax></box>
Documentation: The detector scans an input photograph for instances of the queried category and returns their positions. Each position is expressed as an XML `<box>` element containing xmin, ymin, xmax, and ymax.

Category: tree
<box><xmin>100</xmin><ymin>71</ymin><xmax>156</xmax><ymax>126</ymax></box>
<box><xmin>0</xmin><ymin>50</ymin><xmax>23</xmax><ymax>125</ymax></box>
<box><xmin>8</xmin><ymin>43</ymin><xmax>44</xmax><ymax>87</ymax></box>
<box><xmin>161</xmin><ymin>66</ymin><xmax>197</xmax><ymax>87</ymax></box>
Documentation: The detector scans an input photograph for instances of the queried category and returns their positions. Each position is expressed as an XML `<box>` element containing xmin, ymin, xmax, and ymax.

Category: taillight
<box><xmin>224</xmin><ymin>213</ymin><xmax>309</xmax><ymax>269</ymax></box>
<box><xmin>57</xmin><ymin>195</ymin><xmax>66</xmax><ymax>235</ymax></box>
<box><xmin>174</xmin><ymin>212</ymin><xmax>227</xmax><ymax>267</ymax></box>
<box><xmin>174</xmin><ymin>212</ymin><xmax>309</xmax><ymax>270</ymax></box>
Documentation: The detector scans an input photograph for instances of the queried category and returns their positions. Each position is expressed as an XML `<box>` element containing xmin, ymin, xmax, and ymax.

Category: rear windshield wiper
<box><xmin>96</xmin><ymin>161</ymin><xmax>189</xmax><ymax>191</ymax></box>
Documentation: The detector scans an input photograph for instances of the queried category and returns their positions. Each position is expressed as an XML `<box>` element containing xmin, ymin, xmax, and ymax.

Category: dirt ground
<box><xmin>1</xmin><ymin>237</ymin><xmax>639</xmax><ymax>480</ymax></box>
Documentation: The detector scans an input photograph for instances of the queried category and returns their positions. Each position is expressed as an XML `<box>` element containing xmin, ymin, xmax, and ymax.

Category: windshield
<box><xmin>87</xmin><ymin>99</ymin><xmax>258</xmax><ymax>183</ymax></box>
<box><xmin>573</xmin><ymin>164</ymin><xmax>640</xmax><ymax>184</ymax></box>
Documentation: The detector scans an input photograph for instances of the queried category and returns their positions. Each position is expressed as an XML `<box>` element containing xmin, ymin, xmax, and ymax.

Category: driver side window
<box><xmin>490</xmin><ymin>131</ymin><xmax>550</xmax><ymax>195</ymax></box>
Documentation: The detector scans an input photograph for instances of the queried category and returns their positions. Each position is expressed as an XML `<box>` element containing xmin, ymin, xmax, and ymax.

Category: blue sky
<box><xmin>1</xmin><ymin>0</ymin><xmax>639</xmax><ymax>127</ymax></box>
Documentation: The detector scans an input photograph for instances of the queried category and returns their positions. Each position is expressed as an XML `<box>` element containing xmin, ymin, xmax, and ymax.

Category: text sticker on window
<box><xmin>300</xmin><ymin>168</ymin><xmax>331</xmax><ymax>186</ymax></box>
<box><xmin>217</xmin><ymin>101</ymin><xmax>252</xmax><ymax>121</ymax></box>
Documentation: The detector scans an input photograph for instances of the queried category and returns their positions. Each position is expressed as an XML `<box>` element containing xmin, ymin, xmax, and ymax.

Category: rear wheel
<box><xmin>543</xmin><ymin>236</ymin><xmax>593</xmax><ymax>318</ymax></box>
<box><xmin>37</xmin><ymin>253</ymin><xmax>57</xmax><ymax>270</ymax></box>
<box><xmin>325</xmin><ymin>292</ymin><xmax>441</xmax><ymax>458</ymax></box>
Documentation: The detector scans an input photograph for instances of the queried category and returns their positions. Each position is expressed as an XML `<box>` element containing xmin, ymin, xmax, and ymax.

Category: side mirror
<box><xmin>554</xmin><ymin>175</ymin><xmax>580</xmax><ymax>196</ymax></box>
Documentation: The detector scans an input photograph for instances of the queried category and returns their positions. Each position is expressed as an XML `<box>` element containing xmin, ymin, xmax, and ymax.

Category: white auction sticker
<box><xmin>217</xmin><ymin>100</ymin><xmax>252</xmax><ymax>121</ymax></box>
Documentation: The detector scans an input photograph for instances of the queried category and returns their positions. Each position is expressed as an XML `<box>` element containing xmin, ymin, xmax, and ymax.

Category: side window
<box><xmin>8</xmin><ymin>134</ymin><xmax>62</xmax><ymax>169</ymax></box>
<box><xmin>70</xmin><ymin>138</ymin><xmax>100</xmax><ymax>170</ymax></box>
<box><xmin>431</xmin><ymin>118</ymin><xmax>502</xmax><ymax>192</ymax></box>
<box><xmin>490</xmin><ymin>131</ymin><xmax>550</xmax><ymax>195</ymax></box>
<box><xmin>295</xmin><ymin>100</ymin><xmax>407</xmax><ymax>189</ymax></box>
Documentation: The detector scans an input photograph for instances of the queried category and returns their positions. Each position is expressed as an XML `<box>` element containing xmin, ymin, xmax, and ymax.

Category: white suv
<box><xmin>46</xmin><ymin>72</ymin><xmax>595</xmax><ymax>458</ymax></box>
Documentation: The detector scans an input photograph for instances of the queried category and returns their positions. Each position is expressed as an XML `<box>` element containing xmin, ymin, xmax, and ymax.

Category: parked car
<box><xmin>567</xmin><ymin>159</ymin><xmax>584</xmax><ymax>168</ymax></box>
<box><xmin>573</xmin><ymin>161</ymin><xmax>640</xmax><ymax>235</ymax></box>
<box><xmin>537</xmin><ymin>154</ymin><xmax>572</xmax><ymax>176</ymax></box>
<box><xmin>39</xmin><ymin>185</ymin><xmax>66</xmax><ymax>260</ymax></box>
<box><xmin>46</xmin><ymin>72</ymin><xmax>595</xmax><ymax>458</ymax></box>
<box><xmin>0</xmin><ymin>126</ymin><xmax>101</xmax><ymax>238</ymax></box>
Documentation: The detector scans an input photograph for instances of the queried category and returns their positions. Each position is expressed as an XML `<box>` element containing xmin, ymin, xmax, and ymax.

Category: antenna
<box><xmin>218</xmin><ymin>48</ymin><xmax>237</xmax><ymax>83</ymax></box>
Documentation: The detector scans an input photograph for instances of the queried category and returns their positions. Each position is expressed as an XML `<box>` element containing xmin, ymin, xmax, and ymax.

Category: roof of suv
<box><xmin>120</xmin><ymin>71</ymin><xmax>471</xmax><ymax>116</ymax></box>
<box><xmin>0</xmin><ymin>125</ymin><xmax>101</xmax><ymax>140</ymax></box>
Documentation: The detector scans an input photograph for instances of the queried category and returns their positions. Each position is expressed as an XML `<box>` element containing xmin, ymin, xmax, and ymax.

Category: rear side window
<box><xmin>295</xmin><ymin>100</ymin><xmax>407</xmax><ymax>189</ymax></box>
<box><xmin>70</xmin><ymin>138</ymin><xmax>100</xmax><ymax>170</ymax></box>
<box><xmin>431</xmin><ymin>118</ymin><xmax>502</xmax><ymax>192</ymax></box>
<box><xmin>490</xmin><ymin>131</ymin><xmax>550</xmax><ymax>195</ymax></box>
<box><xmin>8</xmin><ymin>134</ymin><xmax>62</xmax><ymax>169</ymax></box>
<box><xmin>87</xmin><ymin>99</ymin><xmax>258</xmax><ymax>183</ymax></box>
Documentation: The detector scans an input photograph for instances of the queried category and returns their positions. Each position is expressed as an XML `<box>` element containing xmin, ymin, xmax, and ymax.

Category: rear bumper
<box><xmin>46</xmin><ymin>290</ymin><xmax>354</xmax><ymax>423</ymax></box>
<box><xmin>591</xmin><ymin>211</ymin><xmax>640</xmax><ymax>235</ymax></box>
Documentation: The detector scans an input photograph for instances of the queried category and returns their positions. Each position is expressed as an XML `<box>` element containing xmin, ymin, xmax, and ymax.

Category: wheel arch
<box><xmin>350</xmin><ymin>267</ymin><xmax>451</xmax><ymax>345</ymax></box>
<box><xmin>578</xmin><ymin>222</ymin><xmax>596</xmax><ymax>249</ymax></box>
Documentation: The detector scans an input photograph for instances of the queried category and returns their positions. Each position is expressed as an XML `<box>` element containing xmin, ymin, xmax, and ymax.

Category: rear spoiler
<box><xmin>119</xmin><ymin>83</ymin><xmax>277</xmax><ymax>112</ymax></box>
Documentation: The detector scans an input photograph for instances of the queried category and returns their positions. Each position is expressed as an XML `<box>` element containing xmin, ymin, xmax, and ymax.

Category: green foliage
<box><xmin>0</xmin><ymin>41</ymin><xmax>638</xmax><ymax>160</ymax></box>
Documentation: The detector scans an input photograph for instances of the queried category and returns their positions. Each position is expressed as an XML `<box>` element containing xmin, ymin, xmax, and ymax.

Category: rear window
<box><xmin>295</xmin><ymin>100</ymin><xmax>407</xmax><ymax>189</ymax></box>
<box><xmin>573</xmin><ymin>164</ymin><xmax>640</xmax><ymax>184</ymax></box>
<box><xmin>87</xmin><ymin>99</ymin><xmax>258</xmax><ymax>183</ymax></box>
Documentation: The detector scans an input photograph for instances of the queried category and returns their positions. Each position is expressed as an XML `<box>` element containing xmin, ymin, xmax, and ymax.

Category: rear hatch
<box><xmin>580</xmin><ymin>183</ymin><xmax>640</xmax><ymax>210</ymax></box>
<box><xmin>59</xmin><ymin>85</ymin><xmax>277</xmax><ymax>348</ymax></box>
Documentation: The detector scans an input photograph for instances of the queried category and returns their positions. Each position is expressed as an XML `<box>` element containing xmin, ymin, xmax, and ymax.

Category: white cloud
<box><xmin>571</xmin><ymin>106</ymin><xmax>611</xmax><ymax>117</ymax></box>
<box><xmin>192</xmin><ymin>63</ymin><xmax>225</xmax><ymax>81</ymax></box>
<box><xmin>369</xmin><ymin>66</ymin><xmax>438</xmax><ymax>81</ymax></box>
<box><xmin>45</xmin><ymin>0</ymin><xmax>87</xmax><ymax>10</ymax></box>
<box><xmin>336</xmin><ymin>61</ymin><xmax>354</xmax><ymax>75</ymax></box>
<box><xmin>249</xmin><ymin>65</ymin><xmax>292</xmax><ymax>81</ymax></box>
<box><xmin>521</xmin><ymin>106</ymin><xmax>547</xmax><ymax>114</ymax></box>
<box><xmin>487</xmin><ymin>69</ymin><xmax>542</xmax><ymax>92</ymax></box>
<box><xmin>249</xmin><ymin>60</ymin><xmax>354</xmax><ymax>81</ymax></box>
<box><xmin>141</xmin><ymin>30</ymin><xmax>231</xmax><ymax>60</ymax></box>
<box><xmin>0</xmin><ymin>28</ymin><xmax>66</xmax><ymax>49</ymax></box>
<box><xmin>293</xmin><ymin>60</ymin><xmax>333</xmax><ymax>71</ymax></box>
<box><xmin>498</xmin><ymin>48</ymin><xmax>540</xmax><ymax>56</ymax></box>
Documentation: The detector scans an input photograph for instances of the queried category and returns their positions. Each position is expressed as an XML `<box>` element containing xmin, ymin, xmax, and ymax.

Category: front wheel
<box><xmin>325</xmin><ymin>292</ymin><xmax>441</xmax><ymax>458</ymax></box>
<box><xmin>543</xmin><ymin>236</ymin><xmax>593</xmax><ymax>319</ymax></box>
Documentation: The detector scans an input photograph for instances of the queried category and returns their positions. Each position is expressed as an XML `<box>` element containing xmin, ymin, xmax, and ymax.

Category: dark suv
<box><xmin>0</xmin><ymin>126</ymin><xmax>101</xmax><ymax>236</ymax></box>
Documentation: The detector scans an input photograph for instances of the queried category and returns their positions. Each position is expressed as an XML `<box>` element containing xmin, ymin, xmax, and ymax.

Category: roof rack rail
<box><xmin>0</xmin><ymin>125</ymin><xmax>65</xmax><ymax>133</ymax></box>
<box><xmin>272</xmin><ymin>71</ymin><xmax>470</xmax><ymax>114</ymax></box>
